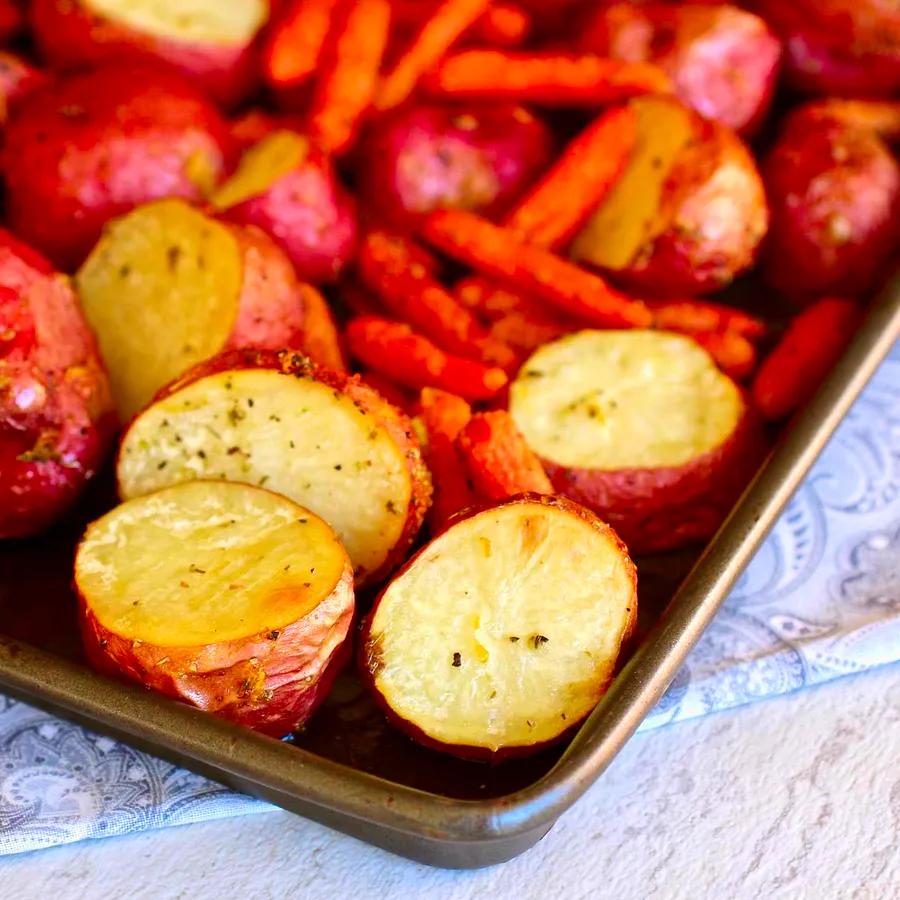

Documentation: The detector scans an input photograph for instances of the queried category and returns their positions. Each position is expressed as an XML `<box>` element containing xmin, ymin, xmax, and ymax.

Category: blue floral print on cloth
<box><xmin>1</xmin><ymin>344</ymin><xmax>898</xmax><ymax>854</ymax></box>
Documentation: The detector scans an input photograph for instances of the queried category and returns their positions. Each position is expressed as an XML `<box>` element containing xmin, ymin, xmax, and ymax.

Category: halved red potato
<box><xmin>75</xmin><ymin>199</ymin><xmax>307</xmax><ymax>420</ymax></box>
<box><xmin>116</xmin><ymin>349</ymin><xmax>431</xmax><ymax>585</ymax></box>
<box><xmin>761</xmin><ymin>116</ymin><xmax>900</xmax><ymax>302</ymax></box>
<box><xmin>76</xmin><ymin>480</ymin><xmax>354</xmax><ymax>737</ymax></box>
<box><xmin>579</xmin><ymin>3</ymin><xmax>781</xmax><ymax>136</ymax></box>
<box><xmin>508</xmin><ymin>330</ymin><xmax>765</xmax><ymax>554</ymax></box>
<box><xmin>211</xmin><ymin>129</ymin><xmax>358</xmax><ymax>283</ymax></box>
<box><xmin>0</xmin><ymin>230</ymin><xmax>115</xmax><ymax>538</ymax></box>
<box><xmin>30</xmin><ymin>0</ymin><xmax>270</xmax><ymax>107</ymax></box>
<box><xmin>356</xmin><ymin>103</ymin><xmax>554</xmax><ymax>229</ymax></box>
<box><xmin>2</xmin><ymin>60</ymin><xmax>233</xmax><ymax>270</ymax></box>
<box><xmin>570</xmin><ymin>95</ymin><xmax>768</xmax><ymax>296</ymax></box>
<box><xmin>359</xmin><ymin>494</ymin><xmax>637</xmax><ymax>759</ymax></box>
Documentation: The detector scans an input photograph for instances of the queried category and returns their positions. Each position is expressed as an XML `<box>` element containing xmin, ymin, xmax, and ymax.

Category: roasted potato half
<box><xmin>75</xmin><ymin>199</ymin><xmax>308</xmax><ymax>420</ymax></box>
<box><xmin>509</xmin><ymin>330</ymin><xmax>765</xmax><ymax>553</ymax></box>
<box><xmin>30</xmin><ymin>0</ymin><xmax>269</xmax><ymax>107</ymax></box>
<box><xmin>2</xmin><ymin>60</ymin><xmax>232</xmax><ymax>270</ymax></box>
<box><xmin>0</xmin><ymin>231</ymin><xmax>115</xmax><ymax>538</ymax></box>
<box><xmin>571</xmin><ymin>95</ymin><xmax>768</xmax><ymax>296</ymax></box>
<box><xmin>76</xmin><ymin>480</ymin><xmax>354</xmax><ymax>737</ymax></box>
<box><xmin>211</xmin><ymin>129</ymin><xmax>358</xmax><ymax>284</ymax></box>
<box><xmin>359</xmin><ymin>494</ymin><xmax>637</xmax><ymax>760</ymax></box>
<box><xmin>117</xmin><ymin>349</ymin><xmax>431</xmax><ymax>585</ymax></box>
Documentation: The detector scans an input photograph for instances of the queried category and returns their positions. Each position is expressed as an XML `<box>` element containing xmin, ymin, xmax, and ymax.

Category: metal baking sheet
<box><xmin>0</xmin><ymin>275</ymin><xmax>897</xmax><ymax>868</ymax></box>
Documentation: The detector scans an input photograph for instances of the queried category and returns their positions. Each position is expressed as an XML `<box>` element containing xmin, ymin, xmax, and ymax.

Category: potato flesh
<box><xmin>76</xmin><ymin>480</ymin><xmax>347</xmax><ymax>647</ymax></box>
<box><xmin>76</xmin><ymin>200</ymin><xmax>241</xmax><ymax>421</ymax></box>
<box><xmin>117</xmin><ymin>368</ymin><xmax>412</xmax><ymax>578</ymax></box>
<box><xmin>212</xmin><ymin>130</ymin><xmax>309</xmax><ymax>211</ymax></box>
<box><xmin>369</xmin><ymin>502</ymin><xmax>635</xmax><ymax>751</ymax></box>
<box><xmin>571</xmin><ymin>97</ymin><xmax>694</xmax><ymax>269</ymax></box>
<box><xmin>84</xmin><ymin>0</ymin><xmax>268</xmax><ymax>45</ymax></box>
<box><xmin>509</xmin><ymin>330</ymin><xmax>742</xmax><ymax>470</ymax></box>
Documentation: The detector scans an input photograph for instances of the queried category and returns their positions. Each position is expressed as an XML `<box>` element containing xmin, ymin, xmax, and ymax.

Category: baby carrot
<box><xmin>298</xmin><ymin>283</ymin><xmax>348</xmax><ymax>372</ymax></box>
<box><xmin>650</xmin><ymin>299</ymin><xmax>767</xmax><ymax>341</ymax></box>
<box><xmin>262</xmin><ymin>0</ymin><xmax>340</xmax><ymax>90</ymax></box>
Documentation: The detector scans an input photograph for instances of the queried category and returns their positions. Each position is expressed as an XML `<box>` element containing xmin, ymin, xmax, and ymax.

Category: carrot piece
<box><xmin>359</xmin><ymin>232</ymin><xmax>519</xmax><ymax>370</ymax></box>
<box><xmin>426</xmin><ymin>50</ymin><xmax>671</xmax><ymax>105</ymax></box>
<box><xmin>474</xmin><ymin>2</ymin><xmax>531</xmax><ymax>48</ymax></box>
<box><xmin>692</xmin><ymin>331</ymin><xmax>757</xmax><ymax>381</ymax></box>
<box><xmin>752</xmin><ymin>299</ymin><xmax>861</xmax><ymax>421</ymax></box>
<box><xmin>417</xmin><ymin>387</ymin><xmax>476</xmax><ymax>531</ymax></box>
<box><xmin>345</xmin><ymin>316</ymin><xmax>508</xmax><ymax>400</ymax></box>
<box><xmin>262</xmin><ymin>0</ymin><xmax>340</xmax><ymax>89</ymax></box>
<box><xmin>308</xmin><ymin>0</ymin><xmax>392</xmax><ymax>154</ymax></box>
<box><xmin>298</xmin><ymin>283</ymin><xmax>348</xmax><ymax>372</ymax></box>
<box><xmin>650</xmin><ymin>299</ymin><xmax>767</xmax><ymax>341</ymax></box>
<box><xmin>456</xmin><ymin>410</ymin><xmax>553</xmax><ymax>500</ymax></box>
<box><xmin>422</xmin><ymin>209</ymin><xmax>652</xmax><ymax>328</ymax></box>
<box><xmin>505</xmin><ymin>106</ymin><xmax>637</xmax><ymax>250</ymax></box>
<box><xmin>359</xmin><ymin>370</ymin><xmax>414</xmax><ymax>412</ymax></box>
<box><xmin>375</xmin><ymin>0</ymin><xmax>491</xmax><ymax>111</ymax></box>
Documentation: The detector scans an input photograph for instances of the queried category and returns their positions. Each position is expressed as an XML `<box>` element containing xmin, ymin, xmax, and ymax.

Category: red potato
<box><xmin>29</xmin><ymin>0</ymin><xmax>269</xmax><ymax>107</ymax></box>
<box><xmin>116</xmin><ymin>348</ymin><xmax>432</xmax><ymax>586</ymax></box>
<box><xmin>579</xmin><ymin>3</ymin><xmax>781</xmax><ymax>136</ymax></box>
<box><xmin>0</xmin><ymin>230</ymin><xmax>114</xmax><ymax>538</ymax></box>
<box><xmin>211</xmin><ymin>130</ymin><xmax>358</xmax><ymax>284</ymax></box>
<box><xmin>76</xmin><ymin>480</ymin><xmax>355</xmax><ymax>737</ymax></box>
<box><xmin>762</xmin><ymin>117</ymin><xmax>900</xmax><ymax>302</ymax></box>
<box><xmin>359</xmin><ymin>494</ymin><xmax>637</xmax><ymax>759</ymax></box>
<box><xmin>2</xmin><ymin>60</ymin><xmax>232</xmax><ymax>271</ymax></box>
<box><xmin>750</xmin><ymin>0</ymin><xmax>900</xmax><ymax>96</ymax></box>
<box><xmin>356</xmin><ymin>103</ymin><xmax>554</xmax><ymax>229</ymax></box>
<box><xmin>75</xmin><ymin>199</ymin><xmax>308</xmax><ymax>420</ymax></box>
<box><xmin>508</xmin><ymin>330</ymin><xmax>765</xmax><ymax>553</ymax></box>
<box><xmin>571</xmin><ymin>95</ymin><xmax>768</xmax><ymax>297</ymax></box>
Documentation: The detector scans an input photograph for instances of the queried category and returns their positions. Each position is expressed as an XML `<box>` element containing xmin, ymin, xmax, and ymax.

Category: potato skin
<box><xmin>0</xmin><ymin>230</ymin><xmax>114</xmax><ymax>538</ymax></box>
<box><xmin>543</xmin><ymin>400</ymin><xmax>766</xmax><ymax>554</ymax></box>
<box><xmin>580</xmin><ymin>3</ymin><xmax>781</xmax><ymax>136</ymax></box>
<box><xmin>762</xmin><ymin>117</ymin><xmax>900</xmax><ymax>302</ymax></box>
<box><xmin>224</xmin><ymin>224</ymin><xmax>307</xmax><ymax>351</ymax></box>
<box><xmin>358</xmin><ymin>493</ymin><xmax>637</xmax><ymax>761</ymax></box>
<box><xmin>750</xmin><ymin>0</ymin><xmax>900</xmax><ymax>96</ymax></box>
<box><xmin>217</xmin><ymin>141</ymin><xmax>358</xmax><ymax>284</ymax></box>
<box><xmin>356</xmin><ymin>103</ymin><xmax>554</xmax><ymax>229</ymax></box>
<box><xmin>80</xmin><ymin>557</ymin><xmax>355</xmax><ymax>737</ymax></box>
<box><xmin>29</xmin><ymin>0</ymin><xmax>263</xmax><ymax>107</ymax></box>
<box><xmin>126</xmin><ymin>348</ymin><xmax>432</xmax><ymax>585</ymax></box>
<box><xmin>3</xmin><ymin>60</ymin><xmax>233</xmax><ymax>270</ymax></box>
<box><xmin>576</xmin><ymin>99</ymin><xmax>769</xmax><ymax>296</ymax></box>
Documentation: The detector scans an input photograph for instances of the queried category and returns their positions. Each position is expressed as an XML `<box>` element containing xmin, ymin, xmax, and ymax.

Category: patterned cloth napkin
<box><xmin>1</xmin><ymin>344</ymin><xmax>897</xmax><ymax>855</ymax></box>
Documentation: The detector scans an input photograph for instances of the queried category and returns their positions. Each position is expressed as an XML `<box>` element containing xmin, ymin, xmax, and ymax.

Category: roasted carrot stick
<box><xmin>359</xmin><ymin>232</ymin><xmax>518</xmax><ymax>370</ymax></box>
<box><xmin>422</xmin><ymin>209</ymin><xmax>652</xmax><ymax>328</ymax></box>
<box><xmin>375</xmin><ymin>0</ymin><xmax>491</xmax><ymax>111</ymax></box>
<box><xmin>505</xmin><ymin>105</ymin><xmax>637</xmax><ymax>250</ymax></box>
<box><xmin>345</xmin><ymin>316</ymin><xmax>508</xmax><ymax>400</ymax></box>
<box><xmin>426</xmin><ymin>50</ymin><xmax>671</xmax><ymax>105</ymax></box>
<box><xmin>298</xmin><ymin>283</ymin><xmax>348</xmax><ymax>372</ymax></box>
<box><xmin>417</xmin><ymin>387</ymin><xmax>476</xmax><ymax>531</ymax></box>
<box><xmin>308</xmin><ymin>0</ymin><xmax>392</xmax><ymax>153</ymax></box>
<box><xmin>474</xmin><ymin>2</ymin><xmax>531</xmax><ymax>47</ymax></box>
<box><xmin>456</xmin><ymin>410</ymin><xmax>553</xmax><ymax>499</ymax></box>
<box><xmin>650</xmin><ymin>299</ymin><xmax>767</xmax><ymax>341</ymax></box>
<box><xmin>262</xmin><ymin>0</ymin><xmax>340</xmax><ymax>90</ymax></box>
<box><xmin>692</xmin><ymin>331</ymin><xmax>757</xmax><ymax>381</ymax></box>
<box><xmin>752</xmin><ymin>298</ymin><xmax>861</xmax><ymax>421</ymax></box>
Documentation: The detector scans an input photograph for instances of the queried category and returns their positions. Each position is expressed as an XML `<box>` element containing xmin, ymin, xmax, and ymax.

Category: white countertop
<box><xmin>6</xmin><ymin>661</ymin><xmax>899</xmax><ymax>899</ymax></box>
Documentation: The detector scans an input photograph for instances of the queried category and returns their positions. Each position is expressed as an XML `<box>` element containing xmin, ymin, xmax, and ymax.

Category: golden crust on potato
<box><xmin>76</xmin><ymin>479</ymin><xmax>354</xmax><ymax>737</ymax></box>
<box><xmin>117</xmin><ymin>349</ymin><xmax>431</xmax><ymax>585</ymax></box>
<box><xmin>509</xmin><ymin>330</ymin><xmax>764</xmax><ymax>553</ymax></box>
<box><xmin>360</xmin><ymin>494</ymin><xmax>637</xmax><ymax>759</ymax></box>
